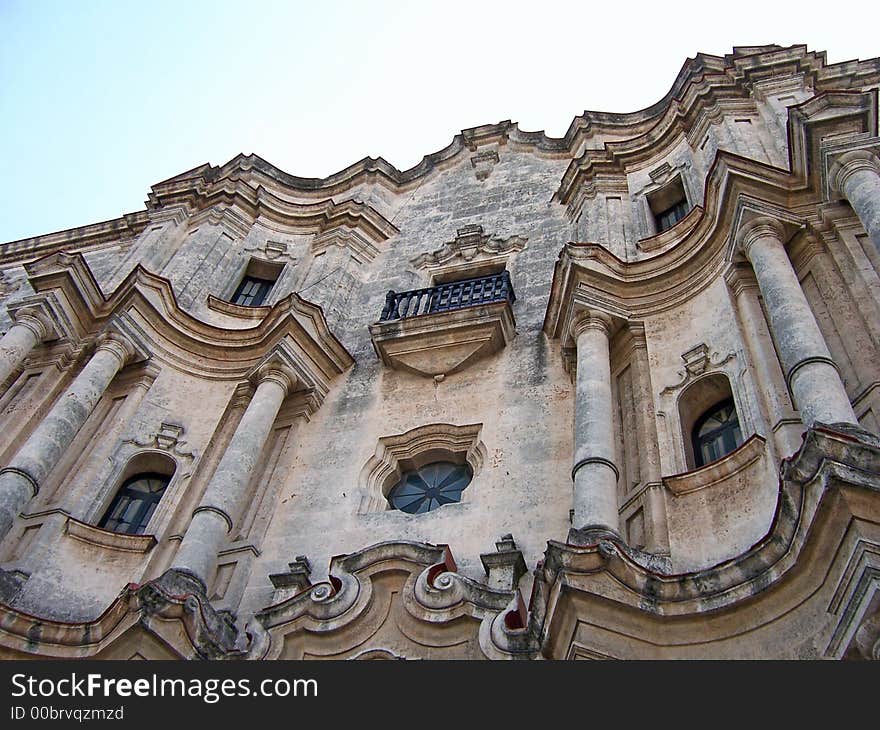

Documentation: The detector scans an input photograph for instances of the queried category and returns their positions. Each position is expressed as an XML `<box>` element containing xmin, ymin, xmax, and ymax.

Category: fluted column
<box><xmin>0</xmin><ymin>308</ymin><xmax>53</xmax><ymax>388</ymax></box>
<box><xmin>571</xmin><ymin>311</ymin><xmax>620</xmax><ymax>537</ymax></box>
<box><xmin>0</xmin><ymin>332</ymin><xmax>141</xmax><ymax>541</ymax></box>
<box><xmin>737</xmin><ymin>217</ymin><xmax>856</xmax><ymax>427</ymax></box>
<box><xmin>173</xmin><ymin>364</ymin><xmax>295</xmax><ymax>588</ymax></box>
<box><xmin>830</xmin><ymin>150</ymin><xmax>880</xmax><ymax>254</ymax></box>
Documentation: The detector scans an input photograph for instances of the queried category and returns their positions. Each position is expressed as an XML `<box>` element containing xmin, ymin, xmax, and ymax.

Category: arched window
<box><xmin>691</xmin><ymin>398</ymin><xmax>743</xmax><ymax>468</ymax></box>
<box><xmin>387</xmin><ymin>461</ymin><xmax>472</xmax><ymax>514</ymax></box>
<box><xmin>98</xmin><ymin>473</ymin><xmax>169</xmax><ymax>535</ymax></box>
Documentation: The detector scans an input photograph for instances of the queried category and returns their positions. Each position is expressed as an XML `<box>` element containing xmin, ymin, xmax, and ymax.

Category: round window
<box><xmin>387</xmin><ymin>461</ymin><xmax>472</xmax><ymax>514</ymax></box>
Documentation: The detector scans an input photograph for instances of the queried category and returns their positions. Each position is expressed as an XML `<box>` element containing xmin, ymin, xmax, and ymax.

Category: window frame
<box><xmin>97</xmin><ymin>472</ymin><xmax>170</xmax><ymax>535</ymax></box>
<box><xmin>691</xmin><ymin>397</ymin><xmax>744</xmax><ymax>469</ymax></box>
<box><xmin>231</xmin><ymin>275</ymin><xmax>275</xmax><ymax>307</ymax></box>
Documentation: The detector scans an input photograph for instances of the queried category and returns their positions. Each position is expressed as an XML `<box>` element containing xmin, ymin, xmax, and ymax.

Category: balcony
<box><xmin>379</xmin><ymin>271</ymin><xmax>515</xmax><ymax>321</ymax></box>
<box><xmin>369</xmin><ymin>272</ymin><xmax>517</xmax><ymax>378</ymax></box>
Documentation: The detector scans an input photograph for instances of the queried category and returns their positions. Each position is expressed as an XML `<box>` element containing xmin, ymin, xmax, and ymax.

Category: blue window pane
<box><xmin>388</xmin><ymin>461</ymin><xmax>472</xmax><ymax>514</ymax></box>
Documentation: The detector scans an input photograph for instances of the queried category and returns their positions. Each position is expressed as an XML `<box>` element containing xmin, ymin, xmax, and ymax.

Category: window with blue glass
<box><xmin>387</xmin><ymin>462</ymin><xmax>472</xmax><ymax>514</ymax></box>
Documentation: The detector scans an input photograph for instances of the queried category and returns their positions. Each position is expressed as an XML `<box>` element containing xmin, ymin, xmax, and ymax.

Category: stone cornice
<box><xmin>0</xmin><ymin>213</ymin><xmax>150</xmax><ymax>265</ymax></box>
<box><xmin>20</xmin><ymin>252</ymin><xmax>354</xmax><ymax>383</ymax></box>
<box><xmin>544</xmin><ymin>150</ymin><xmax>803</xmax><ymax>341</ymax></box>
<box><xmin>2</xmin><ymin>46</ymin><xmax>877</xmax><ymax>258</ymax></box>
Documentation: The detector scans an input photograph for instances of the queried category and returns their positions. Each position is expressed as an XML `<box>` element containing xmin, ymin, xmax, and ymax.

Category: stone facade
<box><xmin>1</xmin><ymin>44</ymin><xmax>880</xmax><ymax>659</ymax></box>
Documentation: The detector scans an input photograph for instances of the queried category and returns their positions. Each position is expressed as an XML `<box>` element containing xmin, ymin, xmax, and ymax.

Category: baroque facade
<box><xmin>1</xmin><ymin>44</ymin><xmax>880</xmax><ymax>659</ymax></box>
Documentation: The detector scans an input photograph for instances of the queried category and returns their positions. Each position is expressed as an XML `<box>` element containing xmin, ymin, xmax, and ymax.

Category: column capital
<box><xmin>829</xmin><ymin>149</ymin><xmax>880</xmax><ymax>196</ymax></box>
<box><xmin>570</xmin><ymin>310</ymin><xmax>613</xmax><ymax>341</ymax></box>
<box><xmin>735</xmin><ymin>215</ymin><xmax>787</xmax><ymax>259</ymax></box>
<box><xmin>11</xmin><ymin>306</ymin><xmax>54</xmax><ymax>342</ymax></box>
<box><xmin>251</xmin><ymin>360</ymin><xmax>298</xmax><ymax>397</ymax></box>
<box><xmin>94</xmin><ymin>330</ymin><xmax>148</xmax><ymax>369</ymax></box>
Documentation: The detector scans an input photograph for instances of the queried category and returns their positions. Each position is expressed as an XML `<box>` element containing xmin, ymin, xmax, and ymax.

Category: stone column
<box><xmin>725</xmin><ymin>263</ymin><xmax>804</xmax><ymax>459</ymax></box>
<box><xmin>173</xmin><ymin>364</ymin><xmax>295</xmax><ymax>589</ymax></box>
<box><xmin>737</xmin><ymin>216</ymin><xmax>856</xmax><ymax>427</ymax></box>
<box><xmin>628</xmin><ymin>323</ymin><xmax>669</xmax><ymax>554</ymax></box>
<box><xmin>830</xmin><ymin>150</ymin><xmax>880</xmax><ymax>255</ymax></box>
<box><xmin>0</xmin><ymin>332</ymin><xmax>141</xmax><ymax>541</ymax></box>
<box><xmin>0</xmin><ymin>308</ymin><xmax>53</xmax><ymax>388</ymax></box>
<box><xmin>571</xmin><ymin>311</ymin><xmax>621</xmax><ymax>537</ymax></box>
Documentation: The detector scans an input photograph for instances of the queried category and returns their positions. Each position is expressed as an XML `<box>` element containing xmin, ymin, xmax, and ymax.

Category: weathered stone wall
<box><xmin>0</xmin><ymin>45</ymin><xmax>879</xmax><ymax>658</ymax></box>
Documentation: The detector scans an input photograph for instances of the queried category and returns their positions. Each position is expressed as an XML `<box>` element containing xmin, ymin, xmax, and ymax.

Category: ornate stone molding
<box><xmin>662</xmin><ymin>433</ymin><xmax>766</xmax><ymax>495</ymax></box>
<box><xmin>660</xmin><ymin>343</ymin><xmax>736</xmax><ymax>396</ymax></box>
<box><xmin>0</xmin><ymin>568</ymin><xmax>241</xmax><ymax>659</ymax></box>
<box><xmin>410</xmin><ymin>225</ymin><xmax>527</xmax><ymax>279</ymax></box>
<box><xmin>65</xmin><ymin>516</ymin><xmax>157</xmax><ymax>554</ymax></box>
<box><xmin>251</xmin><ymin>540</ymin><xmax>539</xmax><ymax>660</ymax></box>
<box><xmin>470</xmin><ymin>148</ymin><xmax>500</xmax><ymax>181</ymax></box>
<box><xmin>358</xmin><ymin>423</ymin><xmax>487</xmax><ymax>514</ymax></box>
<box><xmin>530</xmin><ymin>423</ymin><xmax>880</xmax><ymax>658</ymax></box>
<box><xmin>123</xmin><ymin>421</ymin><xmax>197</xmax><ymax>462</ymax></box>
<box><xmin>369</xmin><ymin>299</ymin><xmax>515</xmax><ymax>379</ymax></box>
<box><xmin>18</xmin><ymin>251</ymin><xmax>354</xmax><ymax>383</ymax></box>
<box><xmin>311</xmin><ymin>225</ymin><xmax>384</xmax><ymax>265</ymax></box>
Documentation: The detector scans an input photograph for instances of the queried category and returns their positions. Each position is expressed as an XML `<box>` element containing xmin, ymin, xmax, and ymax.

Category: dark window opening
<box><xmin>648</xmin><ymin>176</ymin><xmax>691</xmax><ymax>234</ymax></box>
<box><xmin>98</xmin><ymin>473</ymin><xmax>169</xmax><ymax>535</ymax></box>
<box><xmin>231</xmin><ymin>275</ymin><xmax>274</xmax><ymax>307</ymax></box>
<box><xmin>691</xmin><ymin>398</ymin><xmax>743</xmax><ymax>468</ymax></box>
<box><xmin>387</xmin><ymin>461</ymin><xmax>472</xmax><ymax>514</ymax></box>
<box><xmin>655</xmin><ymin>199</ymin><xmax>690</xmax><ymax>232</ymax></box>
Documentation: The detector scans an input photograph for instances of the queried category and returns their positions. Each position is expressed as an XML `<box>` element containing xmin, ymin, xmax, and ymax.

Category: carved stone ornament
<box><xmin>410</xmin><ymin>225</ymin><xmax>527</xmax><ymax>274</ymax></box>
<box><xmin>249</xmin><ymin>540</ymin><xmax>539</xmax><ymax>660</ymax></box>
<box><xmin>661</xmin><ymin>343</ymin><xmax>736</xmax><ymax>395</ymax></box>
<box><xmin>470</xmin><ymin>148</ymin><xmax>500</xmax><ymax>181</ymax></box>
<box><xmin>123</xmin><ymin>422</ymin><xmax>196</xmax><ymax>462</ymax></box>
<box><xmin>369</xmin><ymin>300</ymin><xmax>515</xmax><ymax>379</ymax></box>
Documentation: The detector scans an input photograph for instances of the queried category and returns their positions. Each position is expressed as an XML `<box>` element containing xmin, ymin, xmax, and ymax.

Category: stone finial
<box><xmin>480</xmin><ymin>534</ymin><xmax>527</xmax><ymax>591</ymax></box>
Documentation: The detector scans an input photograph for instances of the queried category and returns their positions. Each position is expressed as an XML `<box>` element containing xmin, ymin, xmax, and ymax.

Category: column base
<box><xmin>136</xmin><ymin>568</ymin><xmax>240</xmax><ymax>657</ymax></box>
<box><xmin>567</xmin><ymin>527</ymin><xmax>674</xmax><ymax>575</ymax></box>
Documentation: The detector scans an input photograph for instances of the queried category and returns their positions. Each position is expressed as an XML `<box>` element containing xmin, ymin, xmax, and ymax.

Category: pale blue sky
<box><xmin>1</xmin><ymin>0</ymin><xmax>876</xmax><ymax>242</ymax></box>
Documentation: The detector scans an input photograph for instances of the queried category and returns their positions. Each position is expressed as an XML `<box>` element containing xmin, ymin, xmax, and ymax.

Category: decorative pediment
<box><xmin>410</xmin><ymin>225</ymin><xmax>527</xmax><ymax>280</ymax></box>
